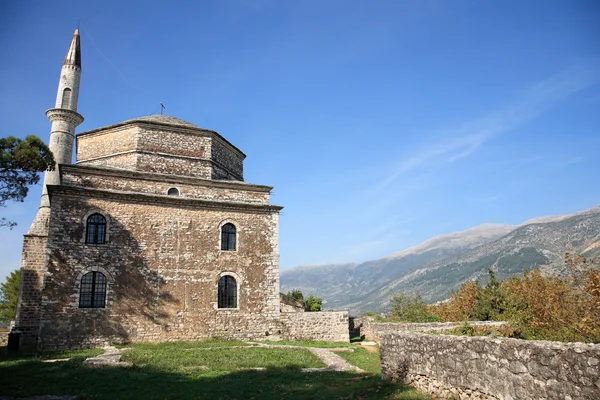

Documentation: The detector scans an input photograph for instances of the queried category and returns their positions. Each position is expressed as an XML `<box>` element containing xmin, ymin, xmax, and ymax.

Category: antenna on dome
<box><xmin>160</xmin><ymin>102</ymin><xmax>165</xmax><ymax>115</ymax></box>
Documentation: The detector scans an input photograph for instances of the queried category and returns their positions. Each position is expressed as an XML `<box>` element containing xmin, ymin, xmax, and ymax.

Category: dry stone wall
<box><xmin>279</xmin><ymin>312</ymin><xmax>349</xmax><ymax>342</ymax></box>
<box><xmin>0</xmin><ymin>332</ymin><xmax>8</xmax><ymax>346</ymax></box>
<box><xmin>353</xmin><ymin>317</ymin><xmax>507</xmax><ymax>342</ymax></box>
<box><xmin>381</xmin><ymin>331</ymin><xmax>600</xmax><ymax>400</ymax></box>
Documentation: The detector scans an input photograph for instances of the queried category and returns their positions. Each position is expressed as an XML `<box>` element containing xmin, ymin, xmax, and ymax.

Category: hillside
<box><xmin>280</xmin><ymin>205</ymin><xmax>600</xmax><ymax>315</ymax></box>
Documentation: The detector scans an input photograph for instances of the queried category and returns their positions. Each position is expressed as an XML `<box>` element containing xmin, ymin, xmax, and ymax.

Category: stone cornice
<box><xmin>60</xmin><ymin>164</ymin><xmax>274</xmax><ymax>192</ymax></box>
<box><xmin>47</xmin><ymin>184</ymin><xmax>283</xmax><ymax>212</ymax></box>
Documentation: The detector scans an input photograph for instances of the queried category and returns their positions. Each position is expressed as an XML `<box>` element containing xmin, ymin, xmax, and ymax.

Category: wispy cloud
<box><xmin>373</xmin><ymin>62</ymin><xmax>600</xmax><ymax>192</ymax></box>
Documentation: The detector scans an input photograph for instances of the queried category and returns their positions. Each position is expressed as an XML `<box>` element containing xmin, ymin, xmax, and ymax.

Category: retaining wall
<box><xmin>279</xmin><ymin>311</ymin><xmax>349</xmax><ymax>342</ymax></box>
<box><xmin>380</xmin><ymin>331</ymin><xmax>600</xmax><ymax>400</ymax></box>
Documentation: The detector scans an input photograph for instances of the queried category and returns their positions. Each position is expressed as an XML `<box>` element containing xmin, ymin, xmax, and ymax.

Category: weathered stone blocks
<box><xmin>380</xmin><ymin>331</ymin><xmax>600</xmax><ymax>400</ymax></box>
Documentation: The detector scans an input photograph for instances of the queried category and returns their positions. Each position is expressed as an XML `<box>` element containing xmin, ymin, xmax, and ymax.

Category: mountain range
<box><xmin>280</xmin><ymin>205</ymin><xmax>600</xmax><ymax>315</ymax></box>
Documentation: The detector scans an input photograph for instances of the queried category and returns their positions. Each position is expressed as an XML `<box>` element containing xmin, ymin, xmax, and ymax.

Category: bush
<box><xmin>389</xmin><ymin>293</ymin><xmax>440</xmax><ymax>322</ymax></box>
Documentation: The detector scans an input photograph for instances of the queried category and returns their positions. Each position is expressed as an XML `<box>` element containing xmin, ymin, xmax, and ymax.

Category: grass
<box><xmin>0</xmin><ymin>341</ymin><xmax>430</xmax><ymax>400</ymax></box>
<box><xmin>334</xmin><ymin>346</ymin><xmax>382</xmax><ymax>374</ymax></box>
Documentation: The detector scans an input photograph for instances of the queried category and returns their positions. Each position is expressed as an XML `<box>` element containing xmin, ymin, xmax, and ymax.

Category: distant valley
<box><xmin>280</xmin><ymin>205</ymin><xmax>600</xmax><ymax>315</ymax></box>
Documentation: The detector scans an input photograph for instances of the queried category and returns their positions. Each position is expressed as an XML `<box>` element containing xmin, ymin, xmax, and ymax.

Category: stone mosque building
<box><xmin>15</xmin><ymin>29</ymin><xmax>348</xmax><ymax>350</ymax></box>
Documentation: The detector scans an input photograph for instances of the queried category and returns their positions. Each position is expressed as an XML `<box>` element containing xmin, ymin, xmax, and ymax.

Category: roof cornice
<box><xmin>47</xmin><ymin>184</ymin><xmax>283</xmax><ymax>212</ymax></box>
<box><xmin>60</xmin><ymin>164</ymin><xmax>274</xmax><ymax>192</ymax></box>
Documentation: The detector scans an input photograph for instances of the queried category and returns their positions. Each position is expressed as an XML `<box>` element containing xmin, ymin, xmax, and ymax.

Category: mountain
<box><xmin>280</xmin><ymin>205</ymin><xmax>600</xmax><ymax>315</ymax></box>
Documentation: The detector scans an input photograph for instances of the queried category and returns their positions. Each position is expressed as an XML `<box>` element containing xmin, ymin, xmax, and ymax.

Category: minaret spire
<box><xmin>63</xmin><ymin>28</ymin><xmax>81</xmax><ymax>68</ymax></box>
<box><xmin>28</xmin><ymin>28</ymin><xmax>84</xmax><ymax>234</ymax></box>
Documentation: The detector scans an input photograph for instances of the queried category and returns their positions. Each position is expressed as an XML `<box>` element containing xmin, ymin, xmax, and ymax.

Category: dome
<box><xmin>123</xmin><ymin>115</ymin><xmax>199</xmax><ymax>129</ymax></box>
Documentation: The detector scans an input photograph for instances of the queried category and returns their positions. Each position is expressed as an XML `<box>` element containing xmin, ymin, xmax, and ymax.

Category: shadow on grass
<box><xmin>0</xmin><ymin>352</ymin><xmax>427</xmax><ymax>400</ymax></box>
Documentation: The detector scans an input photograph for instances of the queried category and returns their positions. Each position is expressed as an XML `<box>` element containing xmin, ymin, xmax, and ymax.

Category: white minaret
<box><xmin>29</xmin><ymin>29</ymin><xmax>84</xmax><ymax>234</ymax></box>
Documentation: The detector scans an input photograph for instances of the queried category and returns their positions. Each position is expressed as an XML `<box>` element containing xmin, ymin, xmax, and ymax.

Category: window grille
<box><xmin>79</xmin><ymin>271</ymin><xmax>107</xmax><ymax>308</ymax></box>
<box><xmin>221</xmin><ymin>223</ymin><xmax>236</xmax><ymax>251</ymax></box>
<box><xmin>218</xmin><ymin>275</ymin><xmax>237</xmax><ymax>308</ymax></box>
<box><xmin>61</xmin><ymin>88</ymin><xmax>72</xmax><ymax>108</ymax></box>
<box><xmin>86</xmin><ymin>214</ymin><xmax>107</xmax><ymax>244</ymax></box>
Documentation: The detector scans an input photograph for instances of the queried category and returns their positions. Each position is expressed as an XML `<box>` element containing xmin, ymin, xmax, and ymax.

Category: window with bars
<box><xmin>61</xmin><ymin>88</ymin><xmax>72</xmax><ymax>108</ymax></box>
<box><xmin>221</xmin><ymin>223</ymin><xmax>236</xmax><ymax>251</ymax></box>
<box><xmin>86</xmin><ymin>214</ymin><xmax>106</xmax><ymax>244</ymax></box>
<box><xmin>218</xmin><ymin>275</ymin><xmax>237</xmax><ymax>308</ymax></box>
<box><xmin>79</xmin><ymin>271</ymin><xmax>107</xmax><ymax>308</ymax></box>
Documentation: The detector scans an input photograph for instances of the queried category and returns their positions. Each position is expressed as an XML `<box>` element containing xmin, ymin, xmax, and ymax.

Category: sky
<box><xmin>1</xmin><ymin>0</ymin><xmax>599</xmax><ymax>282</ymax></box>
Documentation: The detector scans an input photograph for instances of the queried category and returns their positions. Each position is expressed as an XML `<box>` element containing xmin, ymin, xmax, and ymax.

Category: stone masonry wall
<box><xmin>210</xmin><ymin>138</ymin><xmax>244</xmax><ymax>181</ymax></box>
<box><xmin>279</xmin><ymin>312</ymin><xmax>349</xmax><ymax>342</ymax></box>
<box><xmin>37</xmin><ymin>187</ymin><xmax>281</xmax><ymax>350</ymax></box>
<box><xmin>77</xmin><ymin>124</ymin><xmax>244</xmax><ymax>181</ymax></box>
<box><xmin>15</xmin><ymin>234</ymin><xmax>50</xmax><ymax>350</ymax></box>
<box><xmin>0</xmin><ymin>332</ymin><xmax>8</xmax><ymax>346</ymax></box>
<box><xmin>136</xmin><ymin>152</ymin><xmax>213</xmax><ymax>180</ymax></box>
<box><xmin>380</xmin><ymin>331</ymin><xmax>600</xmax><ymax>400</ymax></box>
<box><xmin>76</xmin><ymin>126</ymin><xmax>137</xmax><ymax>165</ymax></box>
<box><xmin>353</xmin><ymin>317</ymin><xmax>507</xmax><ymax>342</ymax></box>
<box><xmin>62</xmin><ymin>167</ymin><xmax>270</xmax><ymax>204</ymax></box>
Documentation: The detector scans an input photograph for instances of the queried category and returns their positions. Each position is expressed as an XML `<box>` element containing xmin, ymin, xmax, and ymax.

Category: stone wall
<box><xmin>353</xmin><ymin>317</ymin><xmax>507</xmax><ymax>342</ymax></box>
<box><xmin>76</xmin><ymin>121</ymin><xmax>244</xmax><ymax>181</ymax></box>
<box><xmin>380</xmin><ymin>331</ymin><xmax>600</xmax><ymax>400</ymax></box>
<box><xmin>34</xmin><ymin>180</ymin><xmax>282</xmax><ymax>350</ymax></box>
<box><xmin>0</xmin><ymin>332</ymin><xmax>8</xmax><ymax>346</ymax></box>
<box><xmin>62</xmin><ymin>166</ymin><xmax>271</xmax><ymax>205</ymax></box>
<box><xmin>279</xmin><ymin>312</ymin><xmax>349</xmax><ymax>342</ymax></box>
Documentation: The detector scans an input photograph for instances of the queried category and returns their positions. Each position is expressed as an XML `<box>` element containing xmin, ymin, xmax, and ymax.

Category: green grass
<box><xmin>334</xmin><ymin>346</ymin><xmax>383</xmax><ymax>374</ymax></box>
<box><xmin>259</xmin><ymin>339</ymin><xmax>353</xmax><ymax>348</ymax></box>
<box><xmin>0</xmin><ymin>341</ymin><xmax>430</xmax><ymax>400</ymax></box>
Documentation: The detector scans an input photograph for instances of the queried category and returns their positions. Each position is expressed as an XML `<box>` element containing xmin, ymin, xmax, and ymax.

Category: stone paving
<box><xmin>83</xmin><ymin>345</ymin><xmax>131</xmax><ymax>367</ymax></box>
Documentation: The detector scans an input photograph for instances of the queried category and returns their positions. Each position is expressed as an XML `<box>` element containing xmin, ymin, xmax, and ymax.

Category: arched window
<box><xmin>218</xmin><ymin>275</ymin><xmax>237</xmax><ymax>308</ymax></box>
<box><xmin>167</xmin><ymin>188</ymin><xmax>179</xmax><ymax>196</ymax></box>
<box><xmin>221</xmin><ymin>223</ymin><xmax>236</xmax><ymax>251</ymax></box>
<box><xmin>79</xmin><ymin>271</ymin><xmax>107</xmax><ymax>308</ymax></box>
<box><xmin>86</xmin><ymin>214</ymin><xmax>107</xmax><ymax>244</ymax></box>
<box><xmin>61</xmin><ymin>88</ymin><xmax>72</xmax><ymax>108</ymax></box>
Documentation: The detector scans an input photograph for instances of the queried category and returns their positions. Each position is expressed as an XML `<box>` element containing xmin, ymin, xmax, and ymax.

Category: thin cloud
<box><xmin>373</xmin><ymin>62</ymin><xmax>600</xmax><ymax>193</ymax></box>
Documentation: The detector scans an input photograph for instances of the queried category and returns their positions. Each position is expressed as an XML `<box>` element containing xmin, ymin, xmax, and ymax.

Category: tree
<box><xmin>288</xmin><ymin>289</ymin><xmax>304</xmax><ymax>302</ymax></box>
<box><xmin>474</xmin><ymin>269</ymin><xmax>506</xmax><ymax>321</ymax></box>
<box><xmin>1</xmin><ymin>135</ymin><xmax>55</xmax><ymax>228</ymax></box>
<box><xmin>305</xmin><ymin>295</ymin><xmax>322</xmax><ymax>312</ymax></box>
<box><xmin>390</xmin><ymin>292</ymin><xmax>440</xmax><ymax>322</ymax></box>
<box><xmin>0</xmin><ymin>269</ymin><xmax>21</xmax><ymax>323</ymax></box>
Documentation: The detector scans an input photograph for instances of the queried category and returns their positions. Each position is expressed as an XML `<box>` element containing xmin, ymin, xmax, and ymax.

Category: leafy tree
<box><xmin>431</xmin><ymin>280</ymin><xmax>481</xmax><ymax>321</ymax></box>
<box><xmin>305</xmin><ymin>295</ymin><xmax>322</xmax><ymax>312</ymax></box>
<box><xmin>1</xmin><ymin>135</ymin><xmax>55</xmax><ymax>228</ymax></box>
<box><xmin>474</xmin><ymin>269</ymin><xmax>506</xmax><ymax>320</ymax></box>
<box><xmin>288</xmin><ymin>289</ymin><xmax>304</xmax><ymax>302</ymax></box>
<box><xmin>0</xmin><ymin>269</ymin><xmax>21</xmax><ymax>323</ymax></box>
<box><xmin>390</xmin><ymin>293</ymin><xmax>440</xmax><ymax>322</ymax></box>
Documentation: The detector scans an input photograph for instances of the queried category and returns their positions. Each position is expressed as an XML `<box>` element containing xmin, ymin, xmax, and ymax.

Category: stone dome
<box><xmin>123</xmin><ymin>115</ymin><xmax>199</xmax><ymax>129</ymax></box>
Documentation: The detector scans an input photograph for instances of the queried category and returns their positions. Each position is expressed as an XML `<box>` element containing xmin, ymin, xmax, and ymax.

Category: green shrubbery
<box><xmin>385</xmin><ymin>253</ymin><xmax>600</xmax><ymax>343</ymax></box>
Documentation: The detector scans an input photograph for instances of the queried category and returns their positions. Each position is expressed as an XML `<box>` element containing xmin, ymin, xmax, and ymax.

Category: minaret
<box><xmin>29</xmin><ymin>29</ymin><xmax>84</xmax><ymax>234</ymax></box>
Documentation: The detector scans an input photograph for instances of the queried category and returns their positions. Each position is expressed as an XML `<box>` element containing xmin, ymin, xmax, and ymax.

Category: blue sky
<box><xmin>1</xmin><ymin>1</ymin><xmax>599</xmax><ymax>282</ymax></box>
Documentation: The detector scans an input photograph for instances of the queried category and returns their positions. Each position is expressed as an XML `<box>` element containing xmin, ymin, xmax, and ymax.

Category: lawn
<box><xmin>0</xmin><ymin>340</ymin><xmax>430</xmax><ymax>400</ymax></box>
